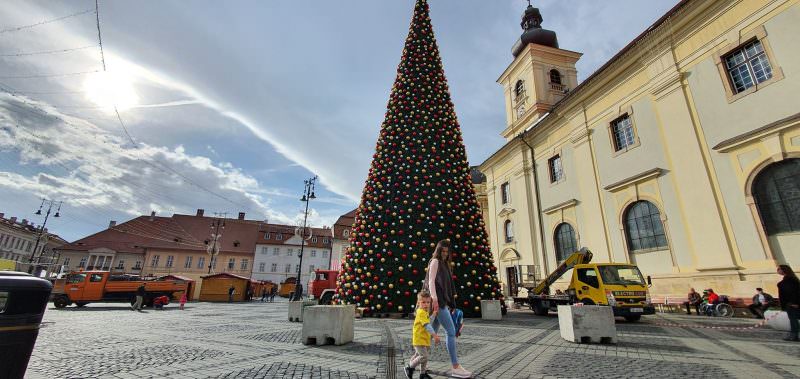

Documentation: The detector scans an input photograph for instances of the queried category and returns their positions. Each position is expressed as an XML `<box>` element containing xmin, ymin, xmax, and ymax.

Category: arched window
<box><xmin>624</xmin><ymin>201</ymin><xmax>668</xmax><ymax>252</ymax></box>
<box><xmin>514</xmin><ymin>80</ymin><xmax>525</xmax><ymax>99</ymax></box>
<box><xmin>753</xmin><ymin>159</ymin><xmax>800</xmax><ymax>235</ymax></box>
<box><xmin>549</xmin><ymin>69</ymin><xmax>562</xmax><ymax>85</ymax></box>
<box><xmin>504</xmin><ymin>220</ymin><xmax>514</xmax><ymax>243</ymax></box>
<box><xmin>554</xmin><ymin>223</ymin><xmax>577</xmax><ymax>262</ymax></box>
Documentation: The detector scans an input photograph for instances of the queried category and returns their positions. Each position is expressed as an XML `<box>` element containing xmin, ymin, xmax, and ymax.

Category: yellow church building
<box><xmin>478</xmin><ymin>0</ymin><xmax>800</xmax><ymax>301</ymax></box>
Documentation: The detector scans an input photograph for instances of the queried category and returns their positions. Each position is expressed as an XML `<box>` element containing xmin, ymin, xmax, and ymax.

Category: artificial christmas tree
<box><xmin>335</xmin><ymin>0</ymin><xmax>502</xmax><ymax>317</ymax></box>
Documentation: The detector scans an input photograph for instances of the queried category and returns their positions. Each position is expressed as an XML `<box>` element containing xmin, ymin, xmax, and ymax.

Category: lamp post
<box><xmin>207</xmin><ymin>215</ymin><xmax>226</xmax><ymax>274</ymax></box>
<box><xmin>293</xmin><ymin>175</ymin><xmax>317</xmax><ymax>301</ymax></box>
<box><xmin>28</xmin><ymin>199</ymin><xmax>61</xmax><ymax>275</ymax></box>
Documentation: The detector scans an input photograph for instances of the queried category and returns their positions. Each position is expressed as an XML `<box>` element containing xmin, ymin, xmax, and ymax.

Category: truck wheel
<box><xmin>318</xmin><ymin>290</ymin><xmax>334</xmax><ymax>305</ymax></box>
<box><xmin>53</xmin><ymin>296</ymin><xmax>70</xmax><ymax>309</ymax></box>
<box><xmin>580</xmin><ymin>299</ymin><xmax>595</xmax><ymax>305</ymax></box>
<box><xmin>532</xmin><ymin>303</ymin><xmax>549</xmax><ymax>316</ymax></box>
<box><xmin>75</xmin><ymin>302</ymin><xmax>87</xmax><ymax>308</ymax></box>
<box><xmin>624</xmin><ymin>315</ymin><xmax>641</xmax><ymax>322</ymax></box>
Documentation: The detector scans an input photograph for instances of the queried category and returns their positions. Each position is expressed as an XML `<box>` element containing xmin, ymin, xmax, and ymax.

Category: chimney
<box><xmin>150</xmin><ymin>211</ymin><xmax>156</xmax><ymax>221</ymax></box>
<box><xmin>0</xmin><ymin>213</ymin><xmax>4</xmax><ymax>219</ymax></box>
<box><xmin>238</xmin><ymin>212</ymin><xmax>245</xmax><ymax>220</ymax></box>
<box><xmin>196</xmin><ymin>209</ymin><xmax>205</xmax><ymax>217</ymax></box>
<box><xmin>10</xmin><ymin>217</ymin><xmax>17</xmax><ymax>223</ymax></box>
<box><xmin>109</xmin><ymin>220</ymin><xmax>117</xmax><ymax>228</ymax></box>
<box><xmin>21</xmin><ymin>219</ymin><xmax>28</xmax><ymax>225</ymax></box>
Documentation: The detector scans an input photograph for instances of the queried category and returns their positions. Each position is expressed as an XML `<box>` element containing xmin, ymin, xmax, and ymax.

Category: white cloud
<box><xmin>0</xmin><ymin>93</ymin><xmax>309</xmax><ymax>228</ymax></box>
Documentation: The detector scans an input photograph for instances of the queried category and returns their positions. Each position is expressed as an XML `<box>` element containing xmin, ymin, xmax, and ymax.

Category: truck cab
<box><xmin>569</xmin><ymin>263</ymin><xmax>654</xmax><ymax>321</ymax></box>
<box><xmin>308</xmin><ymin>269</ymin><xmax>338</xmax><ymax>305</ymax></box>
<box><xmin>61</xmin><ymin>271</ymin><xmax>109</xmax><ymax>307</ymax></box>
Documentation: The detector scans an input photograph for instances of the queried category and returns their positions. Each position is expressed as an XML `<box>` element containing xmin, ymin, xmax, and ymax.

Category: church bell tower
<box><xmin>498</xmin><ymin>2</ymin><xmax>582</xmax><ymax>140</ymax></box>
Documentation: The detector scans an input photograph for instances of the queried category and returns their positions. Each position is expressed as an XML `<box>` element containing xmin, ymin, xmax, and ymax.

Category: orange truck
<box><xmin>52</xmin><ymin>271</ymin><xmax>189</xmax><ymax>308</ymax></box>
<box><xmin>308</xmin><ymin>269</ymin><xmax>338</xmax><ymax>305</ymax></box>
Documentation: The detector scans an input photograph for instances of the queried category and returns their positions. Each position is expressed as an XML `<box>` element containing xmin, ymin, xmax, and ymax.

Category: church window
<box><xmin>554</xmin><ymin>223</ymin><xmax>577</xmax><ymax>262</ymax></box>
<box><xmin>504</xmin><ymin>220</ymin><xmax>514</xmax><ymax>243</ymax></box>
<box><xmin>514</xmin><ymin>80</ymin><xmax>525</xmax><ymax>99</ymax></box>
<box><xmin>611</xmin><ymin>114</ymin><xmax>636</xmax><ymax>151</ymax></box>
<box><xmin>501</xmin><ymin>182</ymin><xmax>511</xmax><ymax>204</ymax></box>
<box><xmin>549</xmin><ymin>69</ymin><xmax>562</xmax><ymax>85</ymax></box>
<box><xmin>548</xmin><ymin>155</ymin><xmax>563</xmax><ymax>183</ymax></box>
<box><xmin>624</xmin><ymin>201</ymin><xmax>668</xmax><ymax>252</ymax></box>
<box><xmin>724</xmin><ymin>39</ymin><xmax>772</xmax><ymax>94</ymax></box>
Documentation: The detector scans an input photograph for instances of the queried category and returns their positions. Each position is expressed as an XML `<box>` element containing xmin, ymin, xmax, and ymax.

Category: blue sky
<box><xmin>0</xmin><ymin>1</ymin><xmax>677</xmax><ymax>241</ymax></box>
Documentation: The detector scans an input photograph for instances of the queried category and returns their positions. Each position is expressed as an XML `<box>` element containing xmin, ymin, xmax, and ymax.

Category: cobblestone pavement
<box><xmin>26</xmin><ymin>300</ymin><xmax>800</xmax><ymax>379</ymax></box>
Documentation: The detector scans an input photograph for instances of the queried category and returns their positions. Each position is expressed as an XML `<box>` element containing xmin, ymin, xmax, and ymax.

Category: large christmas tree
<box><xmin>335</xmin><ymin>0</ymin><xmax>501</xmax><ymax>317</ymax></box>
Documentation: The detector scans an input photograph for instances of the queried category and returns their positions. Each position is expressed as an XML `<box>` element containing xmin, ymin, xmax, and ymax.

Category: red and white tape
<box><xmin>651</xmin><ymin>312</ymin><xmax>780</xmax><ymax>331</ymax></box>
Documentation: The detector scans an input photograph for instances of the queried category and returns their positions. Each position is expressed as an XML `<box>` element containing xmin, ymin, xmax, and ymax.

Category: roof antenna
<box><xmin>527</xmin><ymin>0</ymin><xmax>531</xmax><ymax>6</ymax></box>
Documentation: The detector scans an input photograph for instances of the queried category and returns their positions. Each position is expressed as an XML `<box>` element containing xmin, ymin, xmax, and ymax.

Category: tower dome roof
<box><xmin>512</xmin><ymin>4</ymin><xmax>559</xmax><ymax>57</ymax></box>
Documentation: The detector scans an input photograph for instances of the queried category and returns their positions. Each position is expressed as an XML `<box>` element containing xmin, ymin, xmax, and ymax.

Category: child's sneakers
<box><xmin>403</xmin><ymin>365</ymin><xmax>414</xmax><ymax>379</ymax></box>
<box><xmin>419</xmin><ymin>372</ymin><xmax>433</xmax><ymax>379</ymax></box>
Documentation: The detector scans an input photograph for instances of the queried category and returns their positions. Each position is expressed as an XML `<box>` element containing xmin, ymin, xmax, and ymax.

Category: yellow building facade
<box><xmin>479</xmin><ymin>0</ymin><xmax>800</xmax><ymax>301</ymax></box>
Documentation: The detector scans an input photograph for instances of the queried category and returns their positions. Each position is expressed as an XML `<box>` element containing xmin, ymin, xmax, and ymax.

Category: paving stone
<box><xmin>24</xmin><ymin>301</ymin><xmax>800</xmax><ymax>379</ymax></box>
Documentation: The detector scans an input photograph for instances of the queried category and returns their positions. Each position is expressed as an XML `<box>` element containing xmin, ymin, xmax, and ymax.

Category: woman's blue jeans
<box><xmin>431</xmin><ymin>305</ymin><xmax>458</xmax><ymax>365</ymax></box>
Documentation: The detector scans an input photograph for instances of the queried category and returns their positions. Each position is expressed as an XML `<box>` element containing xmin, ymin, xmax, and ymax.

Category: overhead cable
<box><xmin>0</xmin><ymin>45</ymin><xmax>95</xmax><ymax>57</ymax></box>
<box><xmin>0</xmin><ymin>69</ymin><xmax>100</xmax><ymax>79</ymax></box>
<box><xmin>0</xmin><ymin>9</ymin><xmax>95</xmax><ymax>34</ymax></box>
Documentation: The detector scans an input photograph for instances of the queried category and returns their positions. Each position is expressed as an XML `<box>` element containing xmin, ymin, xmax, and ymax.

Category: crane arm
<box><xmin>531</xmin><ymin>249</ymin><xmax>592</xmax><ymax>295</ymax></box>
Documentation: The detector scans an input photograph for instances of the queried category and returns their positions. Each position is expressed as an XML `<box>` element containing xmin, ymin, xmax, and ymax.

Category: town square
<box><xmin>1</xmin><ymin>0</ymin><xmax>799</xmax><ymax>378</ymax></box>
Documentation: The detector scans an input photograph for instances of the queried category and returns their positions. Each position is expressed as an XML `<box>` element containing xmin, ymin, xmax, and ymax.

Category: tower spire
<box><xmin>512</xmin><ymin>1</ymin><xmax>559</xmax><ymax>56</ymax></box>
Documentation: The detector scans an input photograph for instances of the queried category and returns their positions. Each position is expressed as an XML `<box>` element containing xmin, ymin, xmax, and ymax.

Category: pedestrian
<box><xmin>425</xmin><ymin>239</ymin><xmax>472</xmax><ymax>378</ymax></box>
<box><xmin>228</xmin><ymin>285</ymin><xmax>235</xmax><ymax>303</ymax></box>
<box><xmin>404</xmin><ymin>290</ymin><xmax>440</xmax><ymax>379</ymax></box>
<box><xmin>260</xmin><ymin>288</ymin><xmax>267</xmax><ymax>302</ymax></box>
<box><xmin>270</xmin><ymin>286</ymin><xmax>277</xmax><ymax>302</ymax></box>
<box><xmin>747</xmin><ymin>287</ymin><xmax>774</xmax><ymax>319</ymax></box>
<box><xmin>777</xmin><ymin>265</ymin><xmax>799</xmax><ymax>341</ymax></box>
<box><xmin>684</xmin><ymin>288</ymin><xmax>702</xmax><ymax>315</ymax></box>
<box><xmin>131</xmin><ymin>283</ymin><xmax>146</xmax><ymax>311</ymax></box>
<box><xmin>180</xmin><ymin>292</ymin><xmax>187</xmax><ymax>310</ymax></box>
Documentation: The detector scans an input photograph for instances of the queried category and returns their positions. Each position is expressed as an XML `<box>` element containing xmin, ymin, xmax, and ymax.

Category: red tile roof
<box><xmin>332</xmin><ymin>209</ymin><xmax>356</xmax><ymax>240</ymax></box>
<box><xmin>256</xmin><ymin>223</ymin><xmax>333</xmax><ymax>249</ymax></box>
<box><xmin>59</xmin><ymin>214</ymin><xmax>261</xmax><ymax>255</ymax></box>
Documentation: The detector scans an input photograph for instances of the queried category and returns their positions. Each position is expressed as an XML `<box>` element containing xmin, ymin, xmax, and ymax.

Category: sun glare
<box><xmin>83</xmin><ymin>70</ymin><xmax>139</xmax><ymax>112</ymax></box>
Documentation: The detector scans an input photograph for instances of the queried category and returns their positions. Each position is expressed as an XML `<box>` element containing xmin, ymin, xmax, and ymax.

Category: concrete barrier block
<box><xmin>302</xmin><ymin>305</ymin><xmax>355</xmax><ymax>346</ymax></box>
<box><xmin>558</xmin><ymin>305</ymin><xmax>616</xmax><ymax>344</ymax></box>
<box><xmin>764</xmin><ymin>310</ymin><xmax>790</xmax><ymax>331</ymax></box>
<box><xmin>481</xmin><ymin>300</ymin><xmax>502</xmax><ymax>320</ymax></box>
<box><xmin>288</xmin><ymin>300</ymin><xmax>317</xmax><ymax>322</ymax></box>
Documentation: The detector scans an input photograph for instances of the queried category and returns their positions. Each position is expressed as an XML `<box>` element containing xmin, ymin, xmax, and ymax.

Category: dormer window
<box><xmin>549</xmin><ymin>69</ymin><xmax>562</xmax><ymax>85</ymax></box>
<box><xmin>514</xmin><ymin>80</ymin><xmax>525</xmax><ymax>99</ymax></box>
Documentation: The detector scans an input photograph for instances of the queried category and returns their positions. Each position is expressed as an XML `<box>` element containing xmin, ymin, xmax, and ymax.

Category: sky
<box><xmin>0</xmin><ymin>0</ymin><xmax>678</xmax><ymax>242</ymax></box>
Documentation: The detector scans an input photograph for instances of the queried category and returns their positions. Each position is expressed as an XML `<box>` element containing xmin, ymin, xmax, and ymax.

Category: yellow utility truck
<box><xmin>526</xmin><ymin>249</ymin><xmax>654</xmax><ymax>322</ymax></box>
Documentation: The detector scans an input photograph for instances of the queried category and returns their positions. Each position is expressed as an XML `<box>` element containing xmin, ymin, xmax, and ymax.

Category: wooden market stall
<box><xmin>159</xmin><ymin>274</ymin><xmax>196</xmax><ymax>300</ymax></box>
<box><xmin>198</xmin><ymin>273</ymin><xmax>251</xmax><ymax>302</ymax></box>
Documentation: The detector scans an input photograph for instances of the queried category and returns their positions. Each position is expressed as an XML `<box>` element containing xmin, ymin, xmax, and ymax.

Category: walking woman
<box><xmin>777</xmin><ymin>264</ymin><xmax>799</xmax><ymax>341</ymax></box>
<box><xmin>426</xmin><ymin>239</ymin><xmax>472</xmax><ymax>378</ymax></box>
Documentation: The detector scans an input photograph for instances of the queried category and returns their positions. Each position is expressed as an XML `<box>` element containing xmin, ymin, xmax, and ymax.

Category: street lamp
<box><xmin>293</xmin><ymin>175</ymin><xmax>317</xmax><ymax>301</ymax></box>
<box><xmin>28</xmin><ymin>199</ymin><xmax>61</xmax><ymax>275</ymax></box>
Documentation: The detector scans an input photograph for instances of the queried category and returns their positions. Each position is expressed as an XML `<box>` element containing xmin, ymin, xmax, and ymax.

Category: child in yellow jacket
<box><xmin>404</xmin><ymin>290</ymin><xmax>440</xmax><ymax>379</ymax></box>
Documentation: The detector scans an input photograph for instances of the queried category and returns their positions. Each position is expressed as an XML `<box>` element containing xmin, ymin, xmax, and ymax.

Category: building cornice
<box><xmin>603</xmin><ymin>168</ymin><xmax>664</xmax><ymax>192</ymax></box>
<box><xmin>543</xmin><ymin>199</ymin><xmax>579</xmax><ymax>215</ymax></box>
<box><xmin>713</xmin><ymin>112</ymin><xmax>800</xmax><ymax>153</ymax></box>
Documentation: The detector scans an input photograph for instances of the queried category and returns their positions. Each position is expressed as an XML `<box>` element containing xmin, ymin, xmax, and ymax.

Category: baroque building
<box><xmin>478</xmin><ymin>0</ymin><xmax>800</xmax><ymax>300</ymax></box>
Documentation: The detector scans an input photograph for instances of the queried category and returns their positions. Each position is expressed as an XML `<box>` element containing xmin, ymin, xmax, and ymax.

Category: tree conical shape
<box><xmin>335</xmin><ymin>0</ymin><xmax>501</xmax><ymax>317</ymax></box>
